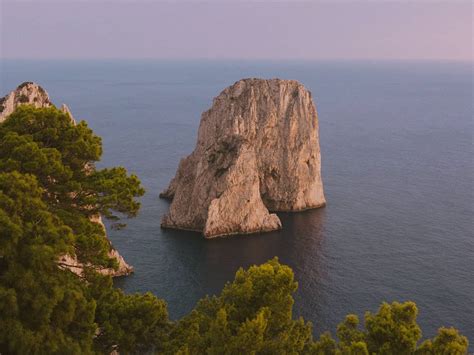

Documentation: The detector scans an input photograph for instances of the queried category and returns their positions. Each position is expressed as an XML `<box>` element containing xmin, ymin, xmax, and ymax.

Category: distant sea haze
<box><xmin>2</xmin><ymin>59</ymin><xmax>472</xmax><ymax>341</ymax></box>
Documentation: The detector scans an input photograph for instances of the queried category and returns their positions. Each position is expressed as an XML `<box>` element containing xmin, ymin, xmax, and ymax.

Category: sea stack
<box><xmin>0</xmin><ymin>82</ymin><xmax>133</xmax><ymax>276</ymax></box>
<box><xmin>160</xmin><ymin>78</ymin><xmax>325</xmax><ymax>238</ymax></box>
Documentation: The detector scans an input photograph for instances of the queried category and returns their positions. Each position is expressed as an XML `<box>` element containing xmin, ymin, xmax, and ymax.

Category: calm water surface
<box><xmin>1</xmin><ymin>60</ymin><xmax>473</xmax><ymax>340</ymax></box>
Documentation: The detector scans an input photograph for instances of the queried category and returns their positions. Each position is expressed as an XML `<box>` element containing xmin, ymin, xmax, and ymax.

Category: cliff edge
<box><xmin>0</xmin><ymin>82</ymin><xmax>133</xmax><ymax>276</ymax></box>
<box><xmin>160</xmin><ymin>78</ymin><xmax>325</xmax><ymax>238</ymax></box>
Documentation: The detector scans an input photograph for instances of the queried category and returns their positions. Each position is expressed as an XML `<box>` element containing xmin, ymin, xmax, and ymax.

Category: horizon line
<box><xmin>1</xmin><ymin>57</ymin><xmax>472</xmax><ymax>63</ymax></box>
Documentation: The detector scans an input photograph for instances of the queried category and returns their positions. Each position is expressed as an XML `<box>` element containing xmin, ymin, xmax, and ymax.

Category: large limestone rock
<box><xmin>0</xmin><ymin>82</ymin><xmax>133</xmax><ymax>276</ymax></box>
<box><xmin>161</xmin><ymin>78</ymin><xmax>325</xmax><ymax>238</ymax></box>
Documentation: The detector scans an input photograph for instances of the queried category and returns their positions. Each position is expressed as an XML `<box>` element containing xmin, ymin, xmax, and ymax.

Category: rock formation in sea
<box><xmin>0</xmin><ymin>82</ymin><xmax>133</xmax><ymax>276</ymax></box>
<box><xmin>160</xmin><ymin>78</ymin><xmax>325</xmax><ymax>238</ymax></box>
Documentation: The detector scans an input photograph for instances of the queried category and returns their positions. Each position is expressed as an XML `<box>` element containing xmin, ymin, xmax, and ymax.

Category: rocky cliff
<box><xmin>161</xmin><ymin>78</ymin><xmax>325</xmax><ymax>238</ymax></box>
<box><xmin>0</xmin><ymin>82</ymin><xmax>77</xmax><ymax>124</ymax></box>
<box><xmin>0</xmin><ymin>82</ymin><xmax>133</xmax><ymax>276</ymax></box>
<box><xmin>58</xmin><ymin>215</ymin><xmax>133</xmax><ymax>277</ymax></box>
<box><xmin>0</xmin><ymin>82</ymin><xmax>52</xmax><ymax>122</ymax></box>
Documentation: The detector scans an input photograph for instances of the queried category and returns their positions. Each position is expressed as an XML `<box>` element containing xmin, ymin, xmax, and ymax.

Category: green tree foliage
<box><xmin>0</xmin><ymin>106</ymin><xmax>164</xmax><ymax>354</ymax></box>
<box><xmin>166</xmin><ymin>261</ymin><xmax>469</xmax><ymax>355</ymax></box>
<box><xmin>0</xmin><ymin>105</ymin><xmax>144</xmax><ymax>220</ymax></box>
<box><xmin>416</xmin><ymin>327</ymin><xmax>470</xmax><ymax>355</ymax></box>
<box><xmin>0</xmin><ymin>171</ymin><xmax>96</xmax><ymax>354</ymax></box>
<box><xmin>0</xmin><ymin>105</ymin><xmax>144</xmax><ymax>269</ymax></box>
<box><xmin>0</xmin><ymin>106</ymin><xmax>470</xmax><ymax>354</ymax></box>
<box><xmin>89</xmin><ymin>273</ymin><xmax>170</xmax><ymax>354</ymax></box>
<box><xmin>310</xmin><ymin>301</ymin><xmax>469</xmax><ymax>355</ymax></box>
<box><xmin>364</xmin><ymin>301</ymin><xmax>421</xmax><ymax>354</ymax></box>
<box><xmin>166</xmin><ymin>258</ymin><xmax>314</xmax><ymax>354</ymax></box>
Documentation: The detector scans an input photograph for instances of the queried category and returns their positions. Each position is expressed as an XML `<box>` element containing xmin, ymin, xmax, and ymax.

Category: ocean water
<box><xmin>1</xmin><ymin>60</ymin><xmax>473</xmax><ymax>341</ymax></box>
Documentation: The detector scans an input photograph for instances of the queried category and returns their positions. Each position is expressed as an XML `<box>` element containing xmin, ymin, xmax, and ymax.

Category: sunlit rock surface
<box><xmin>161</xmin><ymin>78</ymin><xmax>325</xmax><ymax>238</ymax></box>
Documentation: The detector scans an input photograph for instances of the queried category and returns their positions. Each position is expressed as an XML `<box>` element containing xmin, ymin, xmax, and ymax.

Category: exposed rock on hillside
<box><xmin>58</xmin><ymin>216</ymin><xmax>133</xmax><ymax>277</ymax></box>
<box><xmin>0</xmin><ymin>82</ymin><xmax>133</xmax><ymax>276</ymax></box>
<box><xmin>0</xmin><ymin>82</ymin><xmax>77</xmax><ymax>123</ymax></box>
<box><xmin>161</xmin><ymin>78</ymin><xmax>325</xmax><ymax>238</ymax></box>
<box><xmin>0</xmin><ymin>82</ymin><xmax>51</xmax><ymax>122</ymax></box>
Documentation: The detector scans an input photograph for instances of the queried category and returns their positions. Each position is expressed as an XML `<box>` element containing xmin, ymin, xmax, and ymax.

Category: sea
<box><xmin>1</xmin><ymin>59</ymin><xmax>473</xmax><ymax>341</ymax></box>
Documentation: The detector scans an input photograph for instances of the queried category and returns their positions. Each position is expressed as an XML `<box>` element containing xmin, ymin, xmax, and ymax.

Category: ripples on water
<box><xmin>1</xmin><ymin>60</ymin><xmax>472</xmax><ymax>339</ymax></box>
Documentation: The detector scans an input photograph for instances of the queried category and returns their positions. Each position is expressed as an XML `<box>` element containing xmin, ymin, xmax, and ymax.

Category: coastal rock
<box><xmin>60</xmin><ymin>103</ymin><xmax>77</xmax><ymax>124</ymax></box>
<box><xmin>58</xmin><ymin>248</ymin><xmax>133</xmax><ymax>277</ymax></box>
<box><xmin>161</xmin><ymin>78</ymin><xmax>325</xmax><ymax>238</ymax></box>
<box><xmin>90</xmin><ymin>214</ymin><xmax>134</xmax><ymax>276</ymax></box>
<box><xmin>0</xmin><ymin>82</ymin><xmax>133</xmax><ymax>276</ymax></box>
<box><xmin>0</xmin><ymin>82</ymin><xmax>53</xmax><ymax>122</ymax></box>
<box><xmin>58</xmin><ymin>216</ymin><xmax>133</xmax><ymax>277</ymax></box>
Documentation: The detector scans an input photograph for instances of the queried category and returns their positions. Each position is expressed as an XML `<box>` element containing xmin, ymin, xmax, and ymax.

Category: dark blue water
<box><xmin>1</xmin><ymin>60</ymin><xmax>473</xmax><ymax>341</ymax></box>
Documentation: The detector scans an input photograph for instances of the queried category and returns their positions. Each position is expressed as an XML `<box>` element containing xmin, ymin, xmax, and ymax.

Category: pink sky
<box><xmin>0</xmin><ymin>1</ymin><xmax>472</xmax><ymax>61</ymax></box>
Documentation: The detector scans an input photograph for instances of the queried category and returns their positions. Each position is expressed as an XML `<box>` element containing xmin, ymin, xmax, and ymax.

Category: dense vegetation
<box><xmin>0</xmin><ymin>106</ymin><xmax>469</xmax><ymax>354</ymax></box>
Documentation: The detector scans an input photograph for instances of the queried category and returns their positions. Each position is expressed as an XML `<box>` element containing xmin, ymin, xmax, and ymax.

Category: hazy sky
<box><xmin>0</xmin><ymin>1</ymin><xmax>472</xmax><ymax>61</ymax></box>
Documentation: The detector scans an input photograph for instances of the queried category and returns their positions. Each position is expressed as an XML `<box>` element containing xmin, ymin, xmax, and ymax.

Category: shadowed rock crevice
<box><xmin>161</xmin><ymin>78</ymin><xmax>325</xmax><ymax>238</ymax></box>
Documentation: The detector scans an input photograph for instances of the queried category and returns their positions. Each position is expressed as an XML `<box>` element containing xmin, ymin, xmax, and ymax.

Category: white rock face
<box><xmin>0</xmin><ymin>82</ymin><xmax>52</xmax><ymax>122</ymax></box>
<box><xmin>0</xmin><ymin>82</ymin><xmax>133</xmax><ymax>276</ymax></box>
<box><xmin>161</xmin><ymin>78</ymin><xmax>325</xmax><ymax>238</ymax></box>
<box><xmin>58</xmin><ymin>216</ymin><xmax>133</xmax><ymax>277</ymax></box>
<box><xmin>0</xmin><ymin>82</ymin><xmax>78</xmax><ymax>123</ymax></box>
<box><xmin>58</xmin><ymin>248</ymin><xmax>133</xmax><ymax>277</ymax></box>
<box><xmin>60</xmin><ymin>103</ymin><xmax>77</xmax><ymax>124</ymax></box>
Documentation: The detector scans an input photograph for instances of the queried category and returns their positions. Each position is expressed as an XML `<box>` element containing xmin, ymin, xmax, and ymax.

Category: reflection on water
<box><xmin>150</xmin><ymin>207</ymin><xmax>328</xmax><ymax>314</ymax></box>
